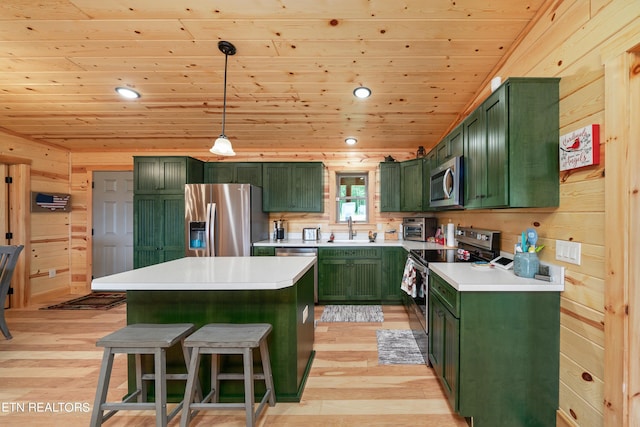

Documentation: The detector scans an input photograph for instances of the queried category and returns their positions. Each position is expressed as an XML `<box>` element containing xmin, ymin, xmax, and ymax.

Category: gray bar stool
<box><xmin>180</xmin><ymin>323</ymin><xmax>276</xmax><ymax>427</ymax></box>
<box><xmin>90</xmin><ymin>323</ymin><xmax>199</xmax><ymax>427</ymax></box>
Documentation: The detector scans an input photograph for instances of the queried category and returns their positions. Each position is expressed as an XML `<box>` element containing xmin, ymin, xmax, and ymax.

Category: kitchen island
<box><xmin>91</xmin><ymin>256</ymin><xmax>316</xmax><ymax>402</ymax></box>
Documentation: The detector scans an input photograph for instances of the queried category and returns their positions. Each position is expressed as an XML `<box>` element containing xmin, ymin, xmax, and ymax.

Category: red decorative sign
<box><xmin>560</xmin><ymin>124</ymin><xmax>600</xmax><ymax>171</ymax></box>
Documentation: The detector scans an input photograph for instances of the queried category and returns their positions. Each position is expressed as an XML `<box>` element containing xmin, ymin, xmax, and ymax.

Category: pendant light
<box><xmin>210</xmin><ymin>41</ymin><xmax>237</xmax><ymax>156</ymax></box>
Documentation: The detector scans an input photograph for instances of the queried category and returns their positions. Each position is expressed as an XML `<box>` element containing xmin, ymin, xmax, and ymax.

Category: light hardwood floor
<box><xmin>0</xmin><ymin>298</ymin><xmax>468</xmax><ymax>426</ymax></box>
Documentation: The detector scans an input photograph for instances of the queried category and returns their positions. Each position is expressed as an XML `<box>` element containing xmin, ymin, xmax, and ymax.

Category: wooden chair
<box><xmin>0</xmin><ymin>245</ymin><xmax>24</xmax><ymax>340</ymax></box>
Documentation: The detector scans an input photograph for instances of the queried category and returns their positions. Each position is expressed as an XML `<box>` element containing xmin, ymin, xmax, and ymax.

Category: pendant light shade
<box><xmin>210</xmin><ymin>135</ymin><xmax>235</xmax><ymax>156</ymax></box>
<box><xmin>210</xmin><ymin>41</ymin><xmax>237</xmax><ymax>156</ymax></box>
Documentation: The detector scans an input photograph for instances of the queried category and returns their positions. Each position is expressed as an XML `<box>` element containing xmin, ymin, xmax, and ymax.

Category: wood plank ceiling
<box><xmin>0</xmin><ymin>0</ymin><xmax>548</xmax><ymax>153</ymax></box>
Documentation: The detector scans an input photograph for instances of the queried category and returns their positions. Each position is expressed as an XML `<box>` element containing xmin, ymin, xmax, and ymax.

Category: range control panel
<box><xmin>456</xmin><ymin>227</ymin><xmax>501</xmax><ymax>251</ymax></box>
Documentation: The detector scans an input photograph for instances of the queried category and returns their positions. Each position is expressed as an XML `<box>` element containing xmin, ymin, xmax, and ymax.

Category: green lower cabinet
<box><xmin>252</xmin><ymin>246</ymin><xmax>275</xmax><ymax>256</ymax></box>
<box><xmin>381</xmin><ymin>247</ymin><xmax>407</xmax><ymax>303</ymax></box>
<box><xmin>429</xmin><ymin>294</ymin><xmax>459</xmax><ymax>410</ymax></box>
<box><xmin>428</xmin><ymin>271</ymin><xmax>560</xmax><ymax>427</ymax></box>
<box><xmin>133</xmin><ymin>194</ymin><xmax>185</xmax><ymax>268</ymax></box>
<box><xmin>318</xmin><ymin>247</ymin><xmax>381</xmax><ymax>302</ymax></box>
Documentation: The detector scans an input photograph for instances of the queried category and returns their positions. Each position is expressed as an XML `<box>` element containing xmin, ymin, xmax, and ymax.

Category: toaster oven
<box><xmin>302</xmin><ymin>227</ymin><xmax>320</xmax><ymax>241</ymax></box>
<box><xmin>402</xmin><ymin>217</ymin><xmax>437</xmax><ymax>242</ymax></box>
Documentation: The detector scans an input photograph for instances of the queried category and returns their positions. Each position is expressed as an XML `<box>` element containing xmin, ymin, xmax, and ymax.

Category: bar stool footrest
<box><xmin>141</xmin><ymin>373</ymin><xmax>189</xmax><ymax>381</ymax></box>
<box><xmin>218</xmin><ymin>373</ymin><xmax>266</xmax><ymax>381</ymax></box>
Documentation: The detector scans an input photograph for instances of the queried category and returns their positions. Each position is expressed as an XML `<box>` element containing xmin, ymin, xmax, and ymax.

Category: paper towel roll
<box><xmin>446</xmin><ymin>223</ymin><xmax>455</xmax><ymax>247</ymax></box>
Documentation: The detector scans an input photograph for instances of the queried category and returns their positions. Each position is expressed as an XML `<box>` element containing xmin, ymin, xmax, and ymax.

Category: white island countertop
<box><xmin>92</xmin><ymin>256</ymin><xmax>316</xmax><ymax>291</ymax></box>
<box><xmin>428</xmin><ymin>262</ymin><xmax>564</xmax><ymax>292</ymax></box>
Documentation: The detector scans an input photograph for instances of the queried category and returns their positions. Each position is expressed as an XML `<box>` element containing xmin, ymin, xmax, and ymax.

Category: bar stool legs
<box><xmin>90</xmin><ymin>323</ymin><xmax>198</xmax><ymax>427</ymax></box>
<box><xmin>180</xmin><ymin>323</ymin><xmax>276</xmax><ymax>427</ymax></box>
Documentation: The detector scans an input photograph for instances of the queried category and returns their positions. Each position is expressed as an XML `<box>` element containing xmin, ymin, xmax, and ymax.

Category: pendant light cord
<box><xmin>221</xmin><ymin>52</ymin><xmax>228</xmax><ymax>136</ymax></box>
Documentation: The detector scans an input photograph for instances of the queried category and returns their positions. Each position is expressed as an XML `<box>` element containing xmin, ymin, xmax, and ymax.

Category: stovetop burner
<box><xmin>410</xmin><ymin>227</ymin><xmax>501</xmax><ymax>265</ymax></box>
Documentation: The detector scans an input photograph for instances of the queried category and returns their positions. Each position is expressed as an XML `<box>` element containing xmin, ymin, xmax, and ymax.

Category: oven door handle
<box><xmin>409</xmin><ymin>257</ymin><xmax>429</xmax><ymax>274</ymax></box>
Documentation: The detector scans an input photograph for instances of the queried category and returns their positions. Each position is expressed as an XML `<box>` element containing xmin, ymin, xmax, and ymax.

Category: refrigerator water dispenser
<box><xmin>189</xmin><ymin>221</ymin><xmax>207</xmax><ymax>249</ymax></box>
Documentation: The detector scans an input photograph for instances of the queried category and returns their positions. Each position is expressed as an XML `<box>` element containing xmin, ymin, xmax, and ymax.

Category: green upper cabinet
<box><xmin>422</xmin><ymin>151</ymin><xmax>436</xmax><ymax>212</ymax></box>
<box><xmin>463</xmin><ymin>108</ymin><xmax>486</xmax><ymax>209</ymax></box>
<box><xmin>400</xmin><ymin>157</ymin><xmax>427</xmax><ymax>212</ymax></box>
<box><xmin>203</xmin><ymin>162</ymin><xmax>263</xmax><ymax>187</ymax></box>
<box><xmin>436</xmin><ymin>123</ymin><xmax>464</xmax><ymax>165</ymax></box>
<box><xmin>379</xmin><ymin>161</ymin><xmax>400</xmax><ymax>212</ymax></box>
<box><xmin>483</xmin><ymin>86</ymin><xmax>509</xmax><ymax>207</ymax></box>
<box><xmin>262</xmin><ymin>162</ymin><xmax>324</xmax><ymax>212</ymax></box>
<box><xmin>463</xmin><ymin>77</ymin><xmax>560</xmax><ymax>209</ymax></box>
<box><xmin>134</xmin><ymin>156</ymin><xmax>203</xmax><ymax>194</ymax></box>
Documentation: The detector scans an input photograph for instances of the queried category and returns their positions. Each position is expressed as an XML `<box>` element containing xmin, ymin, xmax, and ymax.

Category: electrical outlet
<box><xmin>556</xmin><ymin>240</ymin><xmax>581</xmax><ymax>265</ymax></box>
<box><xmin>48</xmin><ymin>268</ymin><xmax>56</xmax><ymax>278</ymax></box>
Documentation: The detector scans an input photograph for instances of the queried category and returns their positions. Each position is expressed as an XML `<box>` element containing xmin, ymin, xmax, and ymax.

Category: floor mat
<box><xmin>40</xmin><ymin>292</ymin><xmax>126</xmax><ymax>310</ymax></box>
<box><xmin>376</xmin><ymin>329</ymin><xmax>427</xmax><ymax>365</ymax></box>
<box><xmin>319</xmin><ymin>305</ymin><xmax>384</xmax><ymax>322</ymax></box>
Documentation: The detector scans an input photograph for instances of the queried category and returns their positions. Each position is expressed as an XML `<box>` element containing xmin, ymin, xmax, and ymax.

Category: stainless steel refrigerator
<box><xmin>184</xmin><ymin>184</ymin><xmax>268</xmax><ymax>257</ymax></box>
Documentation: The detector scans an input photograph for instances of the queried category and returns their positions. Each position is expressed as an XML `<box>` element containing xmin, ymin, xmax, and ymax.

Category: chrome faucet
<box><xmin>348</xmin><ymin>216</ymin><xmax>357</xmax><ymax>240</ymax></box>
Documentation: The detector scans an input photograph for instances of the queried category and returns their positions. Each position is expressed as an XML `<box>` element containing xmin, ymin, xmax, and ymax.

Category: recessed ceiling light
<box><xmin>345</xmin><ymin>137</ymin><xmax>358</xmax><ymax>145</ymax></box>
<box><xmin>353</xmin><ymin>87</ymin><xmax>371</xmax><ymax>99</ymax></box>
<box><xmin>115</xmin><ymin>87</ymin><xmax>141</xmax><ymax>99</ymax></box>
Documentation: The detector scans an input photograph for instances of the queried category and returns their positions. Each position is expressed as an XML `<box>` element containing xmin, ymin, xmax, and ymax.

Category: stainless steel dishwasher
<box><xmin>275</xmin><ymin>247</ymin><xmax>318</xmax><ymax>303</ymax></box>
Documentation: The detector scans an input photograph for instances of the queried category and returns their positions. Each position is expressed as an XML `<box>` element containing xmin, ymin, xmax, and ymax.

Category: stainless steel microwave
<box><xmin>429</xmin><ymin>155</ymin><xmax>463</xmax><ymax>209</ymax></box>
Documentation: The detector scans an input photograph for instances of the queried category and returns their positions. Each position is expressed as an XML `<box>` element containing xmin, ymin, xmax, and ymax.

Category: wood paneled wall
<box><xmin>0</xmin><ymin>134</ymin><xmax>69</xmax><ymax>306</ymax></box>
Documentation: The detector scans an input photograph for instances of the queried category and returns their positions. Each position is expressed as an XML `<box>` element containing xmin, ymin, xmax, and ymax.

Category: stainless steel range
<box><xmin>402</xmin><ymin>227</ymin><xmax>500</xmax><ymax>361</ymax></box>
<box><xmin>409</xmin><ymin>226</ymin><xmax>501</xmax><ymax>266</ymax></box>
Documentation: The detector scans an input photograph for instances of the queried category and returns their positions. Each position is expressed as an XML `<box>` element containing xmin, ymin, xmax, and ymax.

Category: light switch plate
<box><xmin>556</xmin><ymin>240</ymin><xmax>581</xmax><ymax>265</ymax></box>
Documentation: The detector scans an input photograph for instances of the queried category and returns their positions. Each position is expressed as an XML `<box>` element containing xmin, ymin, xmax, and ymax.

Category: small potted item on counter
<box><xmin>514</xmin><ymin>228</ymin><xmax>542</xmax><ymax>278</ymax></box>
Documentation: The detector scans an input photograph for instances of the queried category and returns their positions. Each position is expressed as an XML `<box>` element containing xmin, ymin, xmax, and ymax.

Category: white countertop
<box><xmin>254</xmin><ymin>238</ymin><xmax>450</xmax><ymax>251</ymax></box>
<box><xmin>428</xmin><ymin>262</ymin><xmax>564</xmax><ymax>292</ymax></box>
<box><xmin>91</xmin><ymin>256</ymin><xmax>316</xmax><ymax>291</ymax></box>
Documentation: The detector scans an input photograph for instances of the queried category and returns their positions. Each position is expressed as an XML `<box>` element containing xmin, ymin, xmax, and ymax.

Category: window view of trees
<box><xmin>337</xmin><ymin>173</ymin><xmax>368</xmax><ymax>222</ymax></box>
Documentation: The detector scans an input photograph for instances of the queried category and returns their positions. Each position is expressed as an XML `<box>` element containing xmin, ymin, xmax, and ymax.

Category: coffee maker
<box><xmin>273</xmin><ymin>219</ymin><xmax>286</xmax><ymax>241</ymax></box>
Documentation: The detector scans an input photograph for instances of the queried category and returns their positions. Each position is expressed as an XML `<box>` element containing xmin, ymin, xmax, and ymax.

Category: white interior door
<box><xmin>92</xmin><ymin>171</ymin><xmax>133</xmax><ymax>279</ymax></box>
